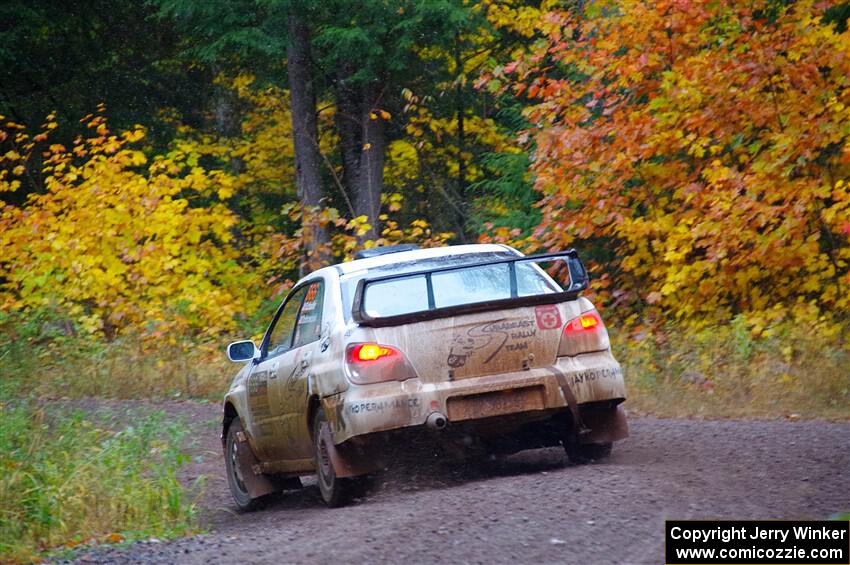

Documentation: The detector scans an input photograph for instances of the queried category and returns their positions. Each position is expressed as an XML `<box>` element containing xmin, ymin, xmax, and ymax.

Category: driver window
<box><xmin>266</xmin><ymin>285</ymin><xmax>309</xmax><ymax>358</ymax></box>
<box><xmin>292</xmin><ymin>281</ymin><xmax>324</xmax><ymax>348</ymax></box>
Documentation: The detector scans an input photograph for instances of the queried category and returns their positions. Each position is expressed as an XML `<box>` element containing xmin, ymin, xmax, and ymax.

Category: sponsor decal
<box><xmin>304</xmin><ymin>282</ymin><xmax>319</xmax><ymax>303</ymax></box>
<box><xmin>347</xmin><ymin>397</ymin><xmax>422</xmax><ymax>416</ymax></box>
<box><xmin>446</xmin><ymin>319</ymin><xmax>538</xmax><ymax>368</ymax></box>
<box><xmin>535</xmin><ymin>304</ymin><xmax>562</xmax><ymax>330</ymax></box>
<box><xmin>247</xmin><ymin>371</ymin><xmax>272</xmax><ymax>421</ymax></box>
<box><xmin>569</xmin><ymin>366</ymin><xmax>622</xmax><ymax>386</ymax></box>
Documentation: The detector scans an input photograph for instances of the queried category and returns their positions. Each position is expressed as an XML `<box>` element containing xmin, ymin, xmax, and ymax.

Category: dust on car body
<box><xmin>221</xmin><ymin>243</ymin><xmax>628</xmax><ymax>509</ymax></box>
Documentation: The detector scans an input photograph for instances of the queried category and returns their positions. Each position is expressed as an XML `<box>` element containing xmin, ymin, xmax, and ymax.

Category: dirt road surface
<box><xmin>64</xmin><ymin>401</ymin><xmax>849</xmax><ymax>565</ymax></box>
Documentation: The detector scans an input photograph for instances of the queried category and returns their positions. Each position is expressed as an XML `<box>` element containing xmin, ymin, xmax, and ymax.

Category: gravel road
<box><xmin>66</xmin><ymin>401</ymin><xmax>849</xmax><ymax>565</ymax></box>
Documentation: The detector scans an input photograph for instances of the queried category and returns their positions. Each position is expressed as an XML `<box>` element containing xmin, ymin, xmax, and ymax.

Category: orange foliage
<box><xmin>491</xmin><ymin>0</ymin><xmax>850</xmax><ymax>326</ymax></box>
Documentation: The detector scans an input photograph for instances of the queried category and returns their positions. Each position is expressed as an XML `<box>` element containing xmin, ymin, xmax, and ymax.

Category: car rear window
<box><xmin>341</xmin><ymin>252</ymin><xmax>562</xmax><ymax>321</ymax></box>
<box><xmin>431</xmin><ymin>263</ymin><xmax>512</xmax><ymax>308</ymax></box>
<box><xmin>361</xmin><ymin>276</ymin><xmax>430</xmax><ymax>317</ymax></box>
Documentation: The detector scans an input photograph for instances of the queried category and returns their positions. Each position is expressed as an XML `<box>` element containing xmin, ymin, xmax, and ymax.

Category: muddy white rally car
<box><xmin>222</xmin><ymin>244</ymin><xmax>628</xmax><ymax>509</ymax></box>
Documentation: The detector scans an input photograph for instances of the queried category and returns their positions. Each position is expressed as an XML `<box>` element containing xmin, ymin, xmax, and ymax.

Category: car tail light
<box><xmin>349</xmin><ymin>343</ymin><xmax>397</xmax><ymax>363</ymax></box>
<box><xmin>558</xmin><ymin>310</ymin><xmax>610</xmax><ymax>357</ymax></box>
<box><xmin>345</xmin><ymin>343</ymin><xmax>418</xmax><ymax>385</ymax></box>
<box><xmin>565</xmin><ymin>311</ymin><xmax>601</xmax><ymax>332</ymax></box>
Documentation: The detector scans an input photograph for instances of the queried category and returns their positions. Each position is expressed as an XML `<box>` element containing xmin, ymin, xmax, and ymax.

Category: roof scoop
<box><xmin>354</xmin><ymin>244</ymin><xmax>420</xmax><ymax>260</ymax></box>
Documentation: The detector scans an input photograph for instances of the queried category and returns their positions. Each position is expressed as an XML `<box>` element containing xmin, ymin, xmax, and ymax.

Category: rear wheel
<box><xmin>564</xmin><ymin>438</ymin><xmax>613</xmax><ymax>463</ymax></box>
<box><xmin>313</xmin><ymin>408</ymin><xmax>354</xmax><ymax>508</ymax></box>
<box><xmin>225</xmin><ymin>419</ymin><xmax>260</xmax><ymax>511</ymax></box>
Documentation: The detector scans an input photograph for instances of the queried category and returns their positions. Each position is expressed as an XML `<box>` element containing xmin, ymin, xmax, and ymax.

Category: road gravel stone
<box><xmin>59</xmin><ymin>401</ymin><xmax>849</xmax><ymax>565</ymax></box>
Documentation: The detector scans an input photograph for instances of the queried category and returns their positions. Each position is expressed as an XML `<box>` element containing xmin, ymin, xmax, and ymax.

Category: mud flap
<box><xmin>235</xmin><ymin>430</ymin><xmax>278</xmax><ymax>499</ymax></box>
<box><xmin>579</xmin><ymin>404</ymin><xmax>629</xmax><ymax>445</ymax></box>
<box><xmin>320</xmin><ymin>422</ymin><xmax>383</xmax><ymax>479</ymax></box>
<box><xmin>547</xmin><ymin>366</ymin><xmax>590</xmax><ymax>437</ymax></box>
<box><xmin>548</xmin><ymin>365</ymin><xmax>629</xmax><ymax>444</ymax></box>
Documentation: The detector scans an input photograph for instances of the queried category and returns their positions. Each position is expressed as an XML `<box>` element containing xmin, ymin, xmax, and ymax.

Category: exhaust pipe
<box><xmin>426</xmin><ymin>412</ymin><xmax>448</xmax><ymax>431</ymax></box>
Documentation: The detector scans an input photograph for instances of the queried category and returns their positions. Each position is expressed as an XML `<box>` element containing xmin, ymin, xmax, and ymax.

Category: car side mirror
<box><xmin>227</xmin><ymin>340</ymin><xmax>260</xmax><ymax>363</ymax></box>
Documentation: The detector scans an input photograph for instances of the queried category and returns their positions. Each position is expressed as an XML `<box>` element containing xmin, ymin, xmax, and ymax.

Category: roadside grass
<box><xmin>1</xmin><ymin>311</ymin><xmax>848</xmax><ymax>418</ymax></box>
<box><xmin>0</xmin><ymin>310</ymin><xmax>847</xmax><ymax>561</ymax></box>
<box><xmin>1</xmin><ymin>332</ymin><xmax>232</xmax><ymax>401</ymax></box>
<box><xmin>0</xmin><ymin>390</ymin><xmax>202</xmax><ymax>563</ymax></box>
<box><xmin>616</xmin><ymin>318</ymin><xmax>850</xmax><ymax>420</ymax></box>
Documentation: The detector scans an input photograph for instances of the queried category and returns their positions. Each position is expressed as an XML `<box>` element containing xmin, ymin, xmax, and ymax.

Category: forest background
<box><xmin>1</xmin><ymin>0</ymin><xmax>849</xmax><ymax>559</ymax></box>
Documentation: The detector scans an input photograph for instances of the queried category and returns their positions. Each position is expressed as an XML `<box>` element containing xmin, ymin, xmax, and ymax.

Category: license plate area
<box><xmin>446</xmin><ymin>386</ymin><xmax>545</xmax><ymax>422</ymax></box>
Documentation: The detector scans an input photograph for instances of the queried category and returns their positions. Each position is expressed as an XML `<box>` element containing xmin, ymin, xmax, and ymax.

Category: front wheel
<box><xmin>313</xmin><ymin>408</ymin><xmax>354</xmax><ymax>508</ymax></box>
<box><xmin>225</xmin><ymin>419</ymin><xmax>261</xmax><ymax>511</ymax></box>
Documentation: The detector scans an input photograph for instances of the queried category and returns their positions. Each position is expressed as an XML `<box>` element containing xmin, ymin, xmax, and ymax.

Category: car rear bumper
<box><xmin>325</xmin><ymin>350</ymin><xmax>626</xmax><ymax>444</ymax></box>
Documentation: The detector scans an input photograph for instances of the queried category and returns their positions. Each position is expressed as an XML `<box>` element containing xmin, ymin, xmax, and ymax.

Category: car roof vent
<box><xmin>354</xmin><ymin>244</ymin><xmax>420</xmax><ymax>260</ymax></box>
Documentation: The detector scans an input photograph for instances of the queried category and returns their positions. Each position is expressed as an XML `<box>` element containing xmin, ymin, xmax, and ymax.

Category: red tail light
<box><xmin>348</xmin><ymin>343</ymin><xmax>398</xmax><ymax>363</ymax></box>
<box><xmin>345</xmin><ymin>343</ymin><xmax>417</xmax><ymax>385</ymax></box>
<box><xmin>564</xmin><ymin>311</ymin><xmax>602</xmax><ymax>333</ymax></box>
<box><xmin>558</xmin><ymin>310</ymin><xmax>610</xmax><ymax>356</ymax></box>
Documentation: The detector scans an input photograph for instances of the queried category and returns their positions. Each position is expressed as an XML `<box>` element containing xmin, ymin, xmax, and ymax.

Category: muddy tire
<box><xmin>565</xmin><ymin>438</ymin><xmax>613</xmax><ymax>464</ymax></box>
<box><xmin>313</xmin><ymin>408</ymin><xmax>353</xmax><ymax>508</ymax></box>
<box><xmin>225</xmin><ymin>419</ymin><xmax>261</xmax><ymax>511</ymax></box>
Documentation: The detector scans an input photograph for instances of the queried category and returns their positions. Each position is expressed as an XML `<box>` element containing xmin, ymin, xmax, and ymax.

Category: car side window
<box><xmin>292</xmin><ymin>281</ymin><xmax>324</xmax><ymax>348</ymax></box>
<box><xmin>265</xmin><ymin>285</ymin><xmax>309</xmax><ymax>358</ymax></box>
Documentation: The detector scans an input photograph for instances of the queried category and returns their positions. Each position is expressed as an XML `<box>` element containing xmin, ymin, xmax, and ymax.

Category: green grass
<box><xmin>1</xmin><ymin>327</ymin><xmax>232</xmax><ymax>401</ymax></box>
<box><xmin>2</xmin><ymin>309</ymin><xmax>848</xmax><ymax>418</ymax></box>
<box><xmin>1</xmin><ymin>308</ymin><xmax>848</xmax><ymax>562</ymax></box>
<box><xmin>0</xmin><ymin>393</ymin><xmax>201</xmax><ymax>563</ymax></box>
<box><xmin>616</xmin><ymin>317</ymin><xmax>850</xmax><ymax>420</ymax></box>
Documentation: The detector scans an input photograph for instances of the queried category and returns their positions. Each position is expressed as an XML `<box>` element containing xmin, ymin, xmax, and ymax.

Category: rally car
<box><xmin>222</xmin><ymin>243</ymin><xmax>628</xmax><ymax>509</ymax></box>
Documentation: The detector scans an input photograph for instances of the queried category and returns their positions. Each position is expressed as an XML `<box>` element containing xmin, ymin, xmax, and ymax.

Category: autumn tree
<box><xmin>307</xmin><ymin>1</ymin><xmax>468</xmax><ymax>237</ymax></box>
<box><xmin>286</xmin><ymin>12</ymin><xmax>329</xmax><ymax>269</ymax></box>
<box><xmin>493</xmin><ymin>0</ymin><xmax>850</xmax><ymax>326</ymax></box>
<box><xmin>0</xmin><ymin>106</ymin><xmax>453</xmax><ymax>339</ymax></box>
<box><xmin>0</xmin><ymin>111</ymin><xmax>256</xmax><ymax>339</ymax></box>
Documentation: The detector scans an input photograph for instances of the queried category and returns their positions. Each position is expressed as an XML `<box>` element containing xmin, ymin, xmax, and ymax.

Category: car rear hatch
<box><xmin>350</xmin><ymin>250</ymin><xmax>589</xmax><ymax>384</ymax></box>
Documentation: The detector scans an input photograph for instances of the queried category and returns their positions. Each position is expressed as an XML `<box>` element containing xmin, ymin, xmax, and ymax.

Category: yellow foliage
<box><xmin>0</xmin><ymin>78</ymin><xmax>456</xmax><ymax>340</ymax></box>
<box><xmin>0</xmin><ymin>110</ymin><xmax>259</xmax><ymax>339</ymax></box>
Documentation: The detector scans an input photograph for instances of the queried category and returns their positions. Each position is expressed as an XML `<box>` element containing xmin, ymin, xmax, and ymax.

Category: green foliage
<box><xmin>470</xmin><ymin>151</ymin><xmax>540</xmax><ymax>235</ymax></box>
<box><xmin>0</xmin><ymin>393</ymin><xmax>200</xmax><ymax>562</ymax></box>
<box><xmin>151</xmin><ymin>0</ymin><xmax>285</xmax><ymax>66</ymax></box>
<box><xmin>824</xmin><ymin>2</ymin><xmax>850</xmax><ymax>31</ymax></box>
<box><xmin>312</xmin><ymin>0</ymin><xmax>474</xmax><ymax>84</ymax></box>
<box><xmin>0</xmin><ymin>0</ymin><xmax>205</xmax><ymax>152</ymax></box>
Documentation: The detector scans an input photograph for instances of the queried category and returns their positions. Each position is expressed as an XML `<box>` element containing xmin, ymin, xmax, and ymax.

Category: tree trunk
<box><xmin>455</xmin><ymin>34</ymin><xmax>468</xmax><ymax>241</ymax></box>
<box><xmin>335</xmin><ymin>74</ymin><xmax>385</xmax><ymax>240</ymax></box>
<box><xmin>287</xmin><ymin>14</ymin><xmax>329</xmax><ymax>272</ymax></box>
<box><xmin>213</xmin><ymin>65</ymin><xmax>245</xmax><ymax>174</ymax></box>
